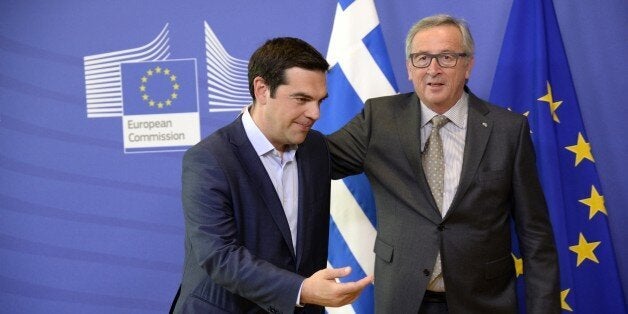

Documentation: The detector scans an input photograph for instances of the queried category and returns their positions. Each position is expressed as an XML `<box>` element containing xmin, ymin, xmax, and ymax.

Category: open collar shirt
<box><xmin>242</xmin><ymin>107</ymin><xmax>299</xmax><ymax>252</ymax></box>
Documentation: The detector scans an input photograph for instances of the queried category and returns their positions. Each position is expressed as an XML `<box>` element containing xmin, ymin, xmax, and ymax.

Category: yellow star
<box><xmin>158</xmin><ymin>102</ymin><xmax>164</xmax><ymax>108</ymax></box>
<box><xmin>173</xmin><ymin>83</ymin><xmax>180</xmax><ymax>90</ymax></box>
<box><xmin>164</xmin><ymin>68</ymin><xmax>171</xmax><ymax>75</ymax></box>
<box><xmin>142</xmin><ymin>94</ymin><xmax>148</xmax><ymax>101</ymax></box>
<box><xmin>166</xmin><ymin>99</ymin><xmax>172</xmax><ymax>106</ymax></box>
<box><xmin>565</xmin><ymin>132</ymin><xmax>594</xmax><ymax>166</ymax></box>
<box><xmin>171</xmin><ymin>92</ymin><xmax>178</xmax><ymax>99</ymax></box>
<box><xmin>139</xmin><ymin>85</ymin><xmax>146</xmax><ymax>92</ymax></box>
<box><xmin>147</xmin><ymin>69</ymin><xmax>153</xmax><ymax>76</ymax></box>
<box><xmin>155</xmin><ymin>66</ymin><xmax>162</xmax><ymax>73</ymax></box>
<box><xmin>579</xmin><ymin>185</ymin><xmax>606</xmax><ymax>219</ymax></box>
<box><xmin>537</xmin><ymin>81</ymin><xmax>562</xmax><ymax>123</ymax></box>
<box><xmin>141</xmin><ymin>76</ymin><xmax>148</xmax><ymax>83</ymax></box>
<box><xmin>149</xmin><ymin>100</ymin><xmax>155</xmax><ymax>107</ymax></box>
<box><xmin>561</xmin><ymin>289</ymin><xmax>573</xmax><ymax>312</ymax></box>
<box><xmin>511</xmin><ymin>253</ymin><xmax>524</xmax><ymax>277</ymax></box>
<box><xmin>569</xmin><ymin>233</ymin><xmax>600</xmax><ymax>266</ymax></box>
<box><xmin>170</xmin><ymin>74</ymin><xmax>177</xmax><ymax>81</ymax></box>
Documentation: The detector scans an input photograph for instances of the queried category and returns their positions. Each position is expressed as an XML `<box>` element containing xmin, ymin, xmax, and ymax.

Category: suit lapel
<box><xmin>294</xmin><ymin>141</ymin><xmax>310</xmax><ymax>269</ymax></box>
<box><xmin>395</xmin><ymin>94</ymin><xmax>442</xmax><ymax>222</ymax></box>
<box><xmin>229</xmin><ymin>118</ymin><xmax>296</xmax><ymax>258</ymax></box>
<box><xmin>445</xmin><ymin>92</ymin><xmax>492</xmax><ymax>219</ymax></box>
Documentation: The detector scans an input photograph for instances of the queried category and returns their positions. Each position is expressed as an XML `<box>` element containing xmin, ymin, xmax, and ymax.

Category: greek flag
<box><xmin>316</xmin><ymin>0</ymin><xmax>398</xmax><ymax>312</ymax></box>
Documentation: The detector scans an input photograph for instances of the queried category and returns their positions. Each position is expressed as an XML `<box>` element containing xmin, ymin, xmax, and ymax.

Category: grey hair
<box><xmin>405</xmin><ymin>14</ymin><xmax>475</xmax><ymax>58</ymax></box>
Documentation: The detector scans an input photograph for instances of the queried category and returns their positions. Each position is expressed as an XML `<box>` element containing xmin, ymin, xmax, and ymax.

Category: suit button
<box><xmin>438</xmin><ymin>224</ymin><xmax>445</xmax><ymax>231</ymax></box>
<box><xmin>423</xmin><ymin>269</ymin><xmax>430</xmax><ymax>276</ymax></box>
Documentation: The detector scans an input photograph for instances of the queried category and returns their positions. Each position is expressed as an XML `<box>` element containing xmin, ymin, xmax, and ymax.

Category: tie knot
<box><xmin>431</xmin><ymin>115</ymin><xmax>449</xmax><ymax>130</ymax></box>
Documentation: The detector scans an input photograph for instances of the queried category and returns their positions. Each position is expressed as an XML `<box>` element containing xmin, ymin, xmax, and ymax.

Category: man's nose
<box><xmin>426</xmin><ymin>57</ymin><xmax>443</xmax><ymax>75</ymax></box>
<box><xmin>305</xmin><ymin>102</ymin><xmax>320</xmax><ymax>121</ymax></box>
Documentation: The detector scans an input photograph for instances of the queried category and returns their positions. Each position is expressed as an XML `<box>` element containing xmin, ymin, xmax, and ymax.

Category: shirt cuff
<box><xmin>296</xmin><ymin>281</ymin><xmax>304</xmax><ymax>307</ymax></box>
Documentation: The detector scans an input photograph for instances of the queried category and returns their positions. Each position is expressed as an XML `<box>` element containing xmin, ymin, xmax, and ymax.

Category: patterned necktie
<box><xmin>422</xmin><ymin>114</ymin><xmax>449</xmax><ymax>292</ymax></box>
<box><xmin>422</xmin><ymin>115</ymin><xmax>449</xmax><ymax>211</ymax></box>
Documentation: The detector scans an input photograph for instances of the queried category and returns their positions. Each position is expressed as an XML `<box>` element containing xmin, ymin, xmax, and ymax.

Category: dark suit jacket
<box><xmin>327</xmin><ymin>90</ymin><xmax>560</xmax><ymax>314</ymax></box>
<box><xmin>173</xmin><ymin>117</ymin><xmax>331</xmax><ymax>314</ymax></box>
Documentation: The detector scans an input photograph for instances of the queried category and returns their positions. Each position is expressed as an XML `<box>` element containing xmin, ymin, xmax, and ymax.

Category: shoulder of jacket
<box><xmin>367</xmin><ymin>92</ymin><xmax>414</xmax><ymax>104</ymax></box>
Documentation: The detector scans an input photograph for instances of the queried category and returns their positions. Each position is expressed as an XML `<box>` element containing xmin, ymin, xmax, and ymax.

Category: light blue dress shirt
<box><xmin>242</xmin><ymin>108</ymin><xmax>299</xmax><ymax>252</ymax></box>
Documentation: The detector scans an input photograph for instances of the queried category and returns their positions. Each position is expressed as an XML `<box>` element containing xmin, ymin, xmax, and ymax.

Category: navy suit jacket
<box><xmin>173</xmin><ymin>116</ymin><xmax>331</xmax><ymax>314</ymax></box>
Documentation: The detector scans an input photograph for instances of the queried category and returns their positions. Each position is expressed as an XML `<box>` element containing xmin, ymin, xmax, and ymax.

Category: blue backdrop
<box><xmin>1</xmin><ymin>1</ymin><xmax>626</xmax><ymax>313</ymax></box>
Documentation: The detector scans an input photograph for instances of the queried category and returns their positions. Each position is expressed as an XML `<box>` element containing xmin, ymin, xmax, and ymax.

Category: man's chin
<box><xmin>289</xmin><ymin>133</ymin><xmax>308</xmax><ymax>145</ymax></box>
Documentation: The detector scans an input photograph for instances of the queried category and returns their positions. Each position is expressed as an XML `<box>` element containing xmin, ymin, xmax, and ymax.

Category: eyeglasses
<box><xmin>409</xmin><ymin>52</ymin><xmax>468</xmax><ymax>68</ymax></box>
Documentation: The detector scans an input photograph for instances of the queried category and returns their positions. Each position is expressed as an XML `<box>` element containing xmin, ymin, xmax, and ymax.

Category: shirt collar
<box><xmin>242</xmin><ymin>105</ymin><xmax>298</xmax><ymax>158</ymax></box>
<box><xmin>420</xmin><ymin>92</ymin><xmax>468</xmax><ymax>129</ymax></box>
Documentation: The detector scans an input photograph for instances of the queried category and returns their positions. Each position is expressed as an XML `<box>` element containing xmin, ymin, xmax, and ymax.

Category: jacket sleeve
<box><xmin>511</xmin><ymin>118</ymin><xmax>561</xmax><ymax>313</ymax></box>
<box><xmin>327</xmin><ymin>99</ymin><xmax>372</xmax><ymax>180</ymax></box>
<box><xmin>181</xmin><ymin>145</ymin><xmax>303</xmax><ymax>313</ymax></box>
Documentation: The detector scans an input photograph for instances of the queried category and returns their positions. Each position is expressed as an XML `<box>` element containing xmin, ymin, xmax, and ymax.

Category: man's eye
<box><xmin>441</xmin><ymin>54</ymin><xmax>453</xmax><ymax>60</ymax></box>
<box><xmin>416</xmin><ymin>55</ymin><xmax>428</xmax><ymax>61</ymax></box>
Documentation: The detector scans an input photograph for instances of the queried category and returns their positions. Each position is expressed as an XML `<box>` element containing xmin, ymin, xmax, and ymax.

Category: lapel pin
<box><xmin>482</xmin><ymin>122</ymin><xmax>488</xmax><ymax>127</ymax></box>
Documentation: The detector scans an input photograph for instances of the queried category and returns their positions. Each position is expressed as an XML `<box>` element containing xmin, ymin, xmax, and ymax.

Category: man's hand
<box><xmin>300</xmin><ymin>267</ymin><xmax>374</xmax><ymax>307</ymax></box>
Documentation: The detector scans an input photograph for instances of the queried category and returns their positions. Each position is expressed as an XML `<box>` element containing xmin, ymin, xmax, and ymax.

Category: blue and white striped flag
<box><xmin>316</xmin><ymin>0</ymin><xmax>398</xmax><ymax>312</ymax></box>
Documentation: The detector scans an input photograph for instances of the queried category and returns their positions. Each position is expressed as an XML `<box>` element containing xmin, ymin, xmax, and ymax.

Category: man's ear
<box><xmin>253</xmin><ymin>77</ymin><xmax>268</xmax><ymax>104</ymax></box>
<box><xmin>464</xmin><ymin>56</ymin><xmax>475</xmax><ymax>80</ymax></box>
<box><xmin>406</xmin><ymin>59</ymin><xmax>414</xmax><ymax>80</ymax></box>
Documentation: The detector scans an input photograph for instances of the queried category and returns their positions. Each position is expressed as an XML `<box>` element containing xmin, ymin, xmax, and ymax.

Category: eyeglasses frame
<box><xmin>408</xmin><ymin>52</ymin><xmax>468</xmax><ymax>68</ymax></box>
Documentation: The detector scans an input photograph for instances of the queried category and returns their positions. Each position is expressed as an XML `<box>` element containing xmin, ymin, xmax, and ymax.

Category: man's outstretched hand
<box><xmin>300</xmin><ymin>267</ymin><xmax>374</xmax><ymax>307</ymax></box>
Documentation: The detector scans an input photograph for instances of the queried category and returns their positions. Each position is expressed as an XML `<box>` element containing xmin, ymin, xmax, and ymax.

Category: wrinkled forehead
<box><xmin>411</xmin><ymin>25</ymin><xmax>464</xmax><ymax>52</ymax></box>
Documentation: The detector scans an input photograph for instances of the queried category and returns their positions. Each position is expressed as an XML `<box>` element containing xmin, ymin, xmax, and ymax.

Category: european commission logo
<box><xmin>83</xmin><ymin>22</ymin><xmax>252</xmax><ymax>153</ymax></box>
<box><xmin>120</xmin><ymin>59</ymin><xmax>200</xmax><ymax>153</ymax></box>
<box><xmin>83</xmin><ymin>24</ymin><xmax>200</xmax><ymax>153</ymax></box>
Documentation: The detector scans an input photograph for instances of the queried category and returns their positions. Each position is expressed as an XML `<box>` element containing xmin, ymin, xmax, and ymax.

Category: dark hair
<box><xmin>248</xmin><ymin>37</ymin><xmax>329</xmax><ymax>100</ymax></box>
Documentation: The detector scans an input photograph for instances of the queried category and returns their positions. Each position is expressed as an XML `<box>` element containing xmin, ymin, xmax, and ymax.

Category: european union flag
<box><xmin>489</xmin><ymin>0</ymin><xmax>627</xmax><ymax>312</ymax></box>
<box><xmin>121</xmin><ymin>59</ymin><xmax>198</xmax><ymax>116</ymax></box>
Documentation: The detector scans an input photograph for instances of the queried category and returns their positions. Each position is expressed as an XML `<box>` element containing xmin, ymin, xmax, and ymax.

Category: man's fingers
<box><xmin>304</xmin><ymin>268</ymin><xmax>372</xmax><ymax>307</ymax></box>
<box><xmin>356</xmin><ymin>274</ymin><xmax>374</xmax><ymax>287</ymax></box>
<box><xmin>321</xmin><ymin>266</ymin><xmax>351</xmax><ymax>280</ymax></box>
<box><xmin>335</xmin><ymin>274</ymin><xmax>374</xmax><ymax>294</ymax></box>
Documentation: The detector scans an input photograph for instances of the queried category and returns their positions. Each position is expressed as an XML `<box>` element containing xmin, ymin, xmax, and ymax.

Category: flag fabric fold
<box><xmin>318</xmin><ymin>0</ymin><xmax>398</xmax><ymax>312</ymax></box>
<box><xmin>489</xmin><ymin>0</ymin><xmax>626</xmax><ymax>312</ymax></box>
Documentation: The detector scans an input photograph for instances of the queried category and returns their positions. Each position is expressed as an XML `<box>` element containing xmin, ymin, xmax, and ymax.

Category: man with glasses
<box><xmin>327</xmin><ymin>14</ymin><xmax>559</xmax><ymax>313</ymax></box>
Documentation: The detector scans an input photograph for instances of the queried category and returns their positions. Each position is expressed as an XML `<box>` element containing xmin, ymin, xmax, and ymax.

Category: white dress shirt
<box><xmin>242</xmin><ymin>107</ymin><xmax>305</xmax><ymax>306</ymax></box>
<box><xmin>242</xmin><ymin>108</ymin><xmax>299</xmax><ymax>252</ymax></box>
